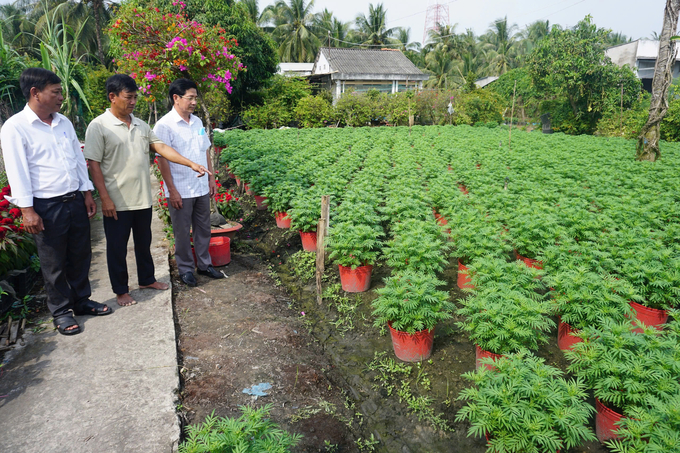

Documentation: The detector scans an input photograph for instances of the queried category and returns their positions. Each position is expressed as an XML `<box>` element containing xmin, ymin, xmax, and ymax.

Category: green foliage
<box><xmin>490</xmin><ymin>67</ymin><xmax>540</xmax><ymax>119</ymax></box>
<box><xmin>288</xmin><ymin>192</ymin><xmax>319</xmax><ymax>232</ymax></box>
<box><xmin>178</xmin><ymin>405</ymin><xmax>302</xmax><ymax>453</ymax></box>
<box><xmin>371</xmin><ymin>272</ymin><xmax>454</xmax><ymax>334</ymax></box>
<box><xmin>566</xmin><ymin>319</ymin><xmax>680</xmax><ymax>413</ymax></box>
<box><xmin>596</xmin><ymin>92</ymin><xmax>650</xmax><ymax>139</ymax></box>
<box><xmin>0</xmin><ymin>27</ymin><xmax>28</xmax><ymax>122</ymax></box>
<box><xmin>660</xmin><ymin>88</ymin><xmax>680</xmax><ymax>142</ymax></box>
<box><xmin>456</xmin><ymin>258</ymin><xmax>553</xmax><ymax>355</ymax></box>
<box><xmin>334</xmin><ymin>92</ymin><xmax>378</xmax><ymax>127</ymax></box>
<box><xmin>327</xmin><ymin>221</ymin><xmax>383</xmax><ymax>268</ymax></box>
<box><xmin>83</xmin><ymin>65</ymin><xmax>114</xmax><ymax>123</ymax></box>
<box><xmin>382</xmin><ymin>219</ymin><xmax>449</xmax><ymax>275</ymax></box>
<box><xmin>607</xmin><ymin>393</ymin><xmax>680</xmax><ymax>453</ymax></box>
<box><xmin>527</xmin><ymin>16</ymin><xmax>641</xmax><ymax>134</ymax></box>
<box><xmin>458</xmin><ymin>89</ymin><xmax>504</xmax><ymax>125</ymax></box>
<box><xmin>456</xmin><ymin>350</ymin><xmax>596</xmax><ymax>453</ymax></box>
<box><xmin>288</xmin><ymin>250</ymin><xmax>316</xmax><ymax>282</ymax></box>
<box><xmin>242</xmin><ymin>76</ymin><xmax>312</xmax><ymax>128</ymax></box>
<box><xmin>294</xmin><ymin>95</ymin><xmax>334</xmax><ymax>128</ymax></box>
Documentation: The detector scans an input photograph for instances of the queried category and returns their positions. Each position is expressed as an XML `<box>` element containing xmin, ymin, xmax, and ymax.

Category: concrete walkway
<box><xmin>0</xmin><ymin>180</ymin><xmax>180</xmax><ymax>452</ymax></box>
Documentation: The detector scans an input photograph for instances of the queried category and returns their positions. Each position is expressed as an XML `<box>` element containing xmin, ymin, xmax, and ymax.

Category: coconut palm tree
<box><xmin>424</xmin><ymin>46</ymin><xmax>456</xmax><ymax>88</ymax></box>
<box><xmin>267</xmin><ymin>0</ymin><xmax>320</xmax><ymax>62</ymax></box>
<box><xmin>520</xmin><ymin>19</ymin><xmax>550</xmax><ymax>54</ymax></box>
<box><xmin>355</xmin><ymin>3</ymin><xmax>396</xmax><ymax>46</ymax></box>
<box><xmin>482</xmin><ymin>16</ymin><xmax>519</xmax><ymax>75</ymax></box>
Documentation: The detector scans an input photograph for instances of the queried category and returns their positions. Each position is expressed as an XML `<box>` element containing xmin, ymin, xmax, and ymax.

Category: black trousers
<box><xmin>32</xmin><ymin>192</ymin><xmax>92</xmax><ymax>318</ymax></box>
<box><xmin>102</xmin><ymin>208</ymin><xmax>156</xmax><ymax>295</ymax></box>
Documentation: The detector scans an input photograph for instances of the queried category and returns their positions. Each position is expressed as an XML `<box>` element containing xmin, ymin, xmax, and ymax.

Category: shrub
<box><xmin>178</xmin><ymin>405</ymin><xmax>301</xmax><ymax>453</ymax></box>
<box><xmin>372</xmin><ymin>272</ymin><xmax>454</xmax><ymax>334</ymax></box>
<box><xmin>456</xmin><ymin>350</ymin><xmax>596</xmax><ymax>453</ymax></box>
<box><xmin>294</xmin><ymin>95</ymin><xmax>334</xmax><ymax>128</ymax></box>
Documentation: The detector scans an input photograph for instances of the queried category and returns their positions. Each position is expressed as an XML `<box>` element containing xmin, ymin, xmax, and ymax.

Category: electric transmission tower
<box><xmin>423</xmin><ymin>1</ymin><xmax>450</xmax><ymax>44</ymax></box>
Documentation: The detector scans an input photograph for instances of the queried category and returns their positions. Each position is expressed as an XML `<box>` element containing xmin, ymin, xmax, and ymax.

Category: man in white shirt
<box><xmin>85</xmin><ymin>75</ymin><xmax>210</xmax><ymax>307</ymax></box>
<box><xmin>0</xmin><ymin>68</ymin><xmax>110</xmax><ymax>336</ymax></box>
<box><xmin>154</xmin><ymin>79</ymin><xmax>224</xmax><ymax>287</ymax></box>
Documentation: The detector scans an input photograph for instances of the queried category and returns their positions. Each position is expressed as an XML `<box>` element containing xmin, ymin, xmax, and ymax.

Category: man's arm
<box><xmin>150</xmin><ymin>142</ymin><xmax>210</xmax><ymax>177</ymax></box>
<box><xmin>88</xmin><ymin>160</ymin><xmax>117</xmax><ymax>221</ymax></box>
<box><xmin>157</xmin><ymin>156</ymin><xmax>183</xmax><ymax>210</ymax></box>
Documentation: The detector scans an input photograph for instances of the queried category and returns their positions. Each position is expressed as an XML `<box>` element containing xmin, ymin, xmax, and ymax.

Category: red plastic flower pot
<box><xmin>629</xmin><ymin>301</ymin><xmax>668</xmax><ymax>333</ymax></box>
<box><xmin>338</xmin><ymin>264</ymin><xmax>373</xmax><ymax>292</ymax></box>
<box><xmin>557</xmin><ymin>317</ymin><xmax>583</xmax><ymax>351</ymax></box>
<box><xmin>245</xmin><ymin>183</ymin><xmax>253</xmax><ymax>195</ymax></box>
<box><xmin>457</xmin><ymin>259</ymin><xmax>475</xmax><ymax>290</ymax></box>
<box><xmin>433</xmin><ymin>211</ymin><xmax>448</xmax><ymax>227</ymax></box>
<box><xmin>299</xmin><ymin>230</ymin><xmax>317</xmax><ymax>252</ymax></box>
<box><xmin>192</xmin><ymin>237</ymin><xmax>231</xmax><ymax>267</ymax></box>
<box><xmin>514</xmin><ymin>250</ymin><xmax>543</xmax><ymax>270</ymax></box>
<box><xmin>211</xmin><ymin>222</ymin><xmax>243</xmax><ymax>241</ymax></box>
<box><xmin>275</xmin><ymin>212</ymin><xmax>292</xmax><ymax>229</ymax></box>
<box><xmin>595</xmin><ymin>398</ymin><xmax>624</xmax><ymax>443</ymax></box>
<box><xmin>458</xmin><ymin>184</ymin><xmax>469</xmax><ymax>195</ymax></box>
<box><xmin>475</xmin><ymin>344</ymin><xmax>503</xmax><ymax>371</ymax></box>
<box><xmin>254</xmin><ymin>195</ymin><xmax>268</xmax><ymax>210</ymax></box>
<box><xmin>235</xmin><ymin>176</ymin><xmax>241</xmax><ymax>186</ymax></box>
<box><xmin>388</xmin><ymin>322</ymin><xmax>435</xmax><ymax>362</ymax></box>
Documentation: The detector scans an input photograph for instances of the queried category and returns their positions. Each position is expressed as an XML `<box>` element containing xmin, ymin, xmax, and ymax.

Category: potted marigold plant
<box><xmin>264</xmin><ymin>182</ymin><xmax>303</xmax><ymax>229</ymax></box>
<box><xmin>566</xmin><ymin>318</ymin><xmax>680</xmax><ymax>443</ymax></box>
<box><xmin>289</xmin><ymin>193</ymin><xmax>321</xmax><ymax>252</ymax></box>
<box><xmin>327</xmin><ymin>221</ymin><xmax>383</xmax><ymax>293</ymax></box>
<box><xmin>456</xmin><ymin>258</ymin><xmax>553</xmax><ymax>370</ymax></box>
<box><xmin>372</xmin><ymin>272</ymin><xmax>454</xmax><ymax>362</ymax></box>
<box><xmin>456</xmin><ymin>350</ymin><xmax>597</xmax><ymax>453</ymax></box>
<box><xmin>382</xmin><ymin>218</ymin><xmax>449</xmax><ymax>275</ymax></box>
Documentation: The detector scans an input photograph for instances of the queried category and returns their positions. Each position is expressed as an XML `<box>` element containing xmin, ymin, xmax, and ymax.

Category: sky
<box><xmin>258</xmin><ymin>0</ymin><xmax>667</xmax><ymax>46</ymax></box>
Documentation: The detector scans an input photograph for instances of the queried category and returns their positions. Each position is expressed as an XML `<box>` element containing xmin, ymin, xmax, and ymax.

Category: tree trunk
<box><xmin>92</xmin><ymin>0</ymin><xmax>105</xmax><ymax>65</ymax></box>
<box><xmin>637</xmin><ymin>0</ymin><xmax>680</xmax><ymax>162</ymax></box>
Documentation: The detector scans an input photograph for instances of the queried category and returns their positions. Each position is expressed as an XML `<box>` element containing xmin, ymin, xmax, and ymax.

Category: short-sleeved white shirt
<box><xmin>153</xmin><ymin>108</ymin><xmax>210</xmax><ymax>199</ymax></box>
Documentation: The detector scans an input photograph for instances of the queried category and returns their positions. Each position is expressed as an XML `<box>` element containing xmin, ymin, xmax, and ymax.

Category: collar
<box><xmin>169</xmin><ymin>107</ymin><xmax>197</xmax><ymax>126</ymax></box>
<box><xmin>23</xmin><ymin>104</ymin><xmax>61</xmax><ymax>126</ymax></box>
<box><xmin>105</xmin><ymin>108</ymin><xmax>140</xmax><ymax>127</ymax></box>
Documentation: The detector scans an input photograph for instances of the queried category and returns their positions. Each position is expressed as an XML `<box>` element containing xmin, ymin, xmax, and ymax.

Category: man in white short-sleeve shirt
<box><xmin>0</xmin><ymin>68</ymin><xmax>111</xmax><ymax>335</ymax></box>
<box><xmin>154</xmin><ymin>78</ymin><xmax>224</xmax><ymax>287</ymax></box>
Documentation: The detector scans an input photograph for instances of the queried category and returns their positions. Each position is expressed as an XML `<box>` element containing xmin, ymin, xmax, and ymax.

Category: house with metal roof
<box><xmin>605</xmin><ymin>39</ymin><xmax>680</xmax><ymax>92</ymax></box>
<box><xmin>309</xmin><ymin>48</ymin><xmax>428</xmax><ymax>101</ymax></box>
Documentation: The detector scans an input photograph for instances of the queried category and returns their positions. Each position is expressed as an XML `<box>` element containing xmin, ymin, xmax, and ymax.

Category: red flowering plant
<box><xmin>107</xmin><ymin>2</ymin><xmax>243</xmax><ymax>107</ymax></box>
<box><xmin>214</xmin><ymin>179</ymin><xmax>240</xmax><ymax>220</ymax></box>
<box><xmin>0</xmin><ymin>186</ymin><xmax>37</xmax><ymax>277</ymax></box>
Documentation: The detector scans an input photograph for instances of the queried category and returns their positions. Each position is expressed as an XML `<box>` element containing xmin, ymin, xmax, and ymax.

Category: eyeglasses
<box><xmin>180</xmin><ymin>96</ymin><xmax>198</xmax><ymax>102</ymax></box>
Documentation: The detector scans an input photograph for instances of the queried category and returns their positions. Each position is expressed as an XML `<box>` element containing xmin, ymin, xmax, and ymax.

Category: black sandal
<box><xmin>53</xmin><ymin>313</ymin><xmax>82</xmax><ymax>336</ymax></box>
<box><xmin>74</xmin><ymin>300</ymin><xmax>112</xmax><ymax>316</ymax></box>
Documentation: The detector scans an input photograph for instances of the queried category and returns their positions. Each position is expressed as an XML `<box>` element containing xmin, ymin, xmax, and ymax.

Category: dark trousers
<box><xmin>168</xmin><ymin>194</ymin><xmax>211</xmax><ymax>274</ymax></box>
<box><xmin>32</xmin><ymin>192</ymin><xmax>92</xmax><ymax>318</ymax></box>
<box><xmin>102</xmin><ymin>208</ymin><xmax>155</xmax><ymax>295</ymax></box>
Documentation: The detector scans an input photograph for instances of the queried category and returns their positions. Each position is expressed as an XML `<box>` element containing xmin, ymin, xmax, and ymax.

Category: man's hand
<box><xmin>83</xmin><ymin>191</ymin><xmax>97</xmax><ymax>218</ymax></box>
<box><xmin>101</xmin><ymin>197</ymin><xmax>118</xmax><ymax>220</ymax></box>
<box><xmin>20</xmin><ymin>207</ymin><xmax>44</xmax><ymax>234</ymax></box>
<box><xmin>190</xmin><ymin>162</ymin><xmax>211</xmax><ymax>177</ymax></box>
<box><xmin>168</xmin><ymin>188</ymin><xmax>183</xmax><ymax>210</ymax></box>
<box><xmin>209</xmin><ymin>176</ymin><xmax>217</xmax><ymax>197</ymax></box>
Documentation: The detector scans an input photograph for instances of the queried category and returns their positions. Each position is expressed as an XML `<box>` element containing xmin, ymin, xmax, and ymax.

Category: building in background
<box><xmin>606</xmin><ymin>39</ymin><xmax>680</xmax><ymax>92</ymax></box>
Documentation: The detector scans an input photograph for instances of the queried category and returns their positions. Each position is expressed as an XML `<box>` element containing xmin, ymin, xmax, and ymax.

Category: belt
<box><xmin>43</xmin><ymin>191</ymin><xmax>78</xmax><ymax>202</ymax></box>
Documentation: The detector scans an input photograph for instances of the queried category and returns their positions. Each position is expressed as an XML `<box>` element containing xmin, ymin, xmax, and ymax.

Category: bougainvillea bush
<box><xmin>0</xmin><ymin>185</ymin><xmax>36</xmax><ymax>277</ymax></box>
<box><xmin>107</xmin><ymin>2</ymin><xmax>243</xmax><ymax>104</ymax></box>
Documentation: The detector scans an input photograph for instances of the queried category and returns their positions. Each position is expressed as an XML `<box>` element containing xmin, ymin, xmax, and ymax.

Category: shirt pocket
<box><xmin>60</xmin><ymin>136</ymin><xmax>79</xmax><ymax>170</ymax></box>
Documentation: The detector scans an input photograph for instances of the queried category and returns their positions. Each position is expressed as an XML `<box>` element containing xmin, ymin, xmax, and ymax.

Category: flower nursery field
<box><xmin>214</xmin><ymin>125</ymin><xmax>680</xmax><ymax>453</ymax></box>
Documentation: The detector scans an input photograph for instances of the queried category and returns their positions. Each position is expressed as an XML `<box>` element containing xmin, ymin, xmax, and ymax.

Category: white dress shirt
<box><xmin>0</xmin><ymin>104</ymin><xmax>94</xmax><ymax>207</ymax></box>
<box><xmin>153</xmin><ymin>108</ymin><xmax>210</xmax><ymax>199</ymax></box>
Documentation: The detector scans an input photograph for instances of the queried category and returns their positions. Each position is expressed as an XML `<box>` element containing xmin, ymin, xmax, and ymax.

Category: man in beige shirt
<box><xmin>85</xmin><ymin>74</ymin><xmax>209</xmax><ymax>307</ymax></box>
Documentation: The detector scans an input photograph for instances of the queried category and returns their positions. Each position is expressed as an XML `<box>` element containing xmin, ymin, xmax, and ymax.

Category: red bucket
<box><xmin>275</xmin><ymin>212</ymin><xmax>291</xmax><ymax>229</ymax></box>
<box><xmin>193</xmin><ymin>237</ymin><xmax>231</xmax><ymax>267</ymax></box>
<box><xmin>475</xmin><ymin>344</ymin><xmax>503</xmax><ymax>371</ymax></box>
<box><xmin>388</xmin><ymin>322</ymin><xmax>434</xmax><ymax>362</ymax></box>
<box><xmin>458</xmin><ymin>260</ymin><xmax>474</xmax><ymax>290</ymax></box>
<box><xmin>595</xmin><ymin>398</ymin><xmax>624</xmax><ymax>442</ymax></box>
<box><xmin>515</xmin><ymin>250</ymin><xmax>543</xmax><ymax>270</ymax></box>
<box><xmin>338</xmin><ymin>264</ymin><xmax>373</xmax><ymax>292</ymax></box>
<box><xmin>254</xmin><ymin>195</ymin><xmax>268</xmax><ymax>210</ymax></box>
<box><xmin>629</xmin><ymin>301</ymin><xmax>668</xmax><ymax>333</ymax></box>
<box><xmin>299</xmin><ymin>231</ymin><xmax>317</xmax><ymax>252</ymax></box>
<box><xmin>557</xmin><ymin>317</ymin><xmax>583</xmax><ymax>351</ymax></box>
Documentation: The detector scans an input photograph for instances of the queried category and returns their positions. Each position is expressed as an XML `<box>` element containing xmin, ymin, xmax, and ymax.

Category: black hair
<box><xmin>19</xmin><ymin>68</ymin><xmax>61</xmax><ymax>100</ymax></box>
<box><xmin>168</xmin><ymin>78</ymin><xmax>198</xmax><ymax>108</ymax></box>
<box><xmin>106</xmin><ymin>74</ymin><xmax>138</xmax><ymax>97</ymax></box>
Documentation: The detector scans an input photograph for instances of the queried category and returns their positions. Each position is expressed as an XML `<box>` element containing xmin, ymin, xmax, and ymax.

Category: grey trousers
<box><xmin>168</xmin><ymin>194</ymin><xmax>212</xmax><ymax>274</ymax></box>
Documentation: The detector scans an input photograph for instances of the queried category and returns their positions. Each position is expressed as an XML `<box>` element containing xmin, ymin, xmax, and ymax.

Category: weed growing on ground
<box><xmin>288</xmin><ymin>251</ymin><xmax>317</xmax><ymax>282</ymax></box>
<box><xmin>266</xmin><ymin>264</ymin><xmax>282</xmax><ymax>287</ymax></box>
<box><xmin>356</xmin><ymin>434</ymin><xmax>380</xmax><ymax>452</ymax></box>
<box><xmin>367</xmin><ymin>352</ymin><xmax>451</xmax><ymax>432</ymax></box>
<box><xmin>323</xmin><ymin>284</ymin><xmax>361</xmax><ymax>336</ymax></box>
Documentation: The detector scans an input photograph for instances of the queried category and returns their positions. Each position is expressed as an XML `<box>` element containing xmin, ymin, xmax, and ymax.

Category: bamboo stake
<box><xmin>509</xmin><ymin>80</ymin><xmax>517</xmax><ymax>149</ymax></box>
<box><xmin>316</xmin><ymin>195</ymin><xmax>330</xmax><ymax>305</ymax></box>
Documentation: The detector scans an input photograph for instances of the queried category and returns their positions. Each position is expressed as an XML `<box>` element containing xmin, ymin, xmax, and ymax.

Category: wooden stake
<box><xmin>620</xmin><ymin>83</ymin><xmax>624</xmax><ymax>137</ymax></box>
<box><xmin>316</xmin><ymin>195</ymin><xmax>330</xmax><ymax>305</ymax></box>
<box><xmin>509</xmin><ymin>80</ymin><xmax>517</xmax><ymax>149</ymax></box>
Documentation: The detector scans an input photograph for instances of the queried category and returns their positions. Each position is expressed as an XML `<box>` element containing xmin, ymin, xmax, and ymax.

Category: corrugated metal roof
<box><xmin>317</xmin><ymin>48</ymin><xmax>427</xmax><ymax>79</ymax></box>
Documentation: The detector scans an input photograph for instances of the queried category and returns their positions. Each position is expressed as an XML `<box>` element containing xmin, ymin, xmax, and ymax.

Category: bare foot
<box><xmin>139</xmin><ymin>281</ymin><xmax>169</xmax><ymax>290</ymax></box>
<box><xmin>116</xmin><ymin>293</ymin><xmax>137</xmax><ymax>307</ymax></box>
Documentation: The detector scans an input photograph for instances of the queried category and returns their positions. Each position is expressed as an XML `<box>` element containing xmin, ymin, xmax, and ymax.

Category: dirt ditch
<box><xmin>173</xmin><ymin>196</ymin><xmax>608</xmax><ymax>453</ymax></box>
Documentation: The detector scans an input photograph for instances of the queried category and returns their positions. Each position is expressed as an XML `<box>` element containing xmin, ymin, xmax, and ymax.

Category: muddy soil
<box><xmin>174</xmin><ymin>193</ymin><xmax>608</xmax><ymax>453</ymax></box>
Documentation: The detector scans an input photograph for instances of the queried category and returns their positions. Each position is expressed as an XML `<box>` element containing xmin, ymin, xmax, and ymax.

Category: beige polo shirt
<box><xmin>84</xmin><ymin>110</ymin><xmax>164</xmax><ymax>211</ymax></box>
